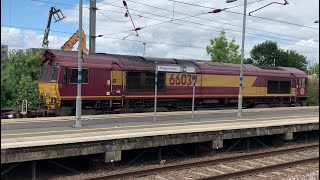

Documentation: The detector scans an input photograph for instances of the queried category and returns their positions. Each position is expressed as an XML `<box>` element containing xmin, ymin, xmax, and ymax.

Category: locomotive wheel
<box><xmin>146</xmin><ymin>107</ymin><xmax>169</xmax><ymax>112</ymax></box>
<box><xmin>253</xmin><ymin>104</ymin><xmax>271</xmax><ymax>108</ymax></box>
<box><xmin>294</xmin><ymin>103</ymin><xmax>302</xmax><ymax>107</ymax></box>
<box><xmin>55</xmin><ymin>107</ymin><xmax>73</xmax><ymax>116</ymax></box>
<box><xmin>301</xmin><ymin>101</ymin><xmax>308</xmax><ymax>106</ymax></box>
<box><xmin>82</xmin><ymin>109</ymin><xmax>98</xmax><ymax>115</ymax></box>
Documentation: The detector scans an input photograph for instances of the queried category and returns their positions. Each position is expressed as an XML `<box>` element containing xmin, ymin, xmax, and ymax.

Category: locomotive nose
<box><xmin>38</xmin><ymin>82</ymin><xmax>61</xmax><ymax>110</ymax></box>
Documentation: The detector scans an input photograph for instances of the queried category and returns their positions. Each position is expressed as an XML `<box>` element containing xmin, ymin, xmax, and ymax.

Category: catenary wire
<box><xmin>126</xmin><ymin>0</ymin><xmax>316</xmax><ymax>41</ymax></box>
<box><xmin>8</xmin><ymin>0</ymin><xmax>320</xmax><ymax>49</ymax></box>
<box><xmin>98</xmin><ymin>2</ymin><xmax>319</xmax><ymax>45</ymax></box>
<box><xmin>27</xmin><ymin>0</ymin><xmax>319</xmax><ymax>43</ymax></box>
<box><xmin>169</xmin><ymin>0</ymin><xmax>319</xmax><ymax>30</ymax></box>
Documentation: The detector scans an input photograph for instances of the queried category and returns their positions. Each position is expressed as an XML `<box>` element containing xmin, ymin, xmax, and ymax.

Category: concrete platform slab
<box><xmin>1</xmin><ymin>107</ymin><xmax>319</xmax><ymax>164</ymax></box>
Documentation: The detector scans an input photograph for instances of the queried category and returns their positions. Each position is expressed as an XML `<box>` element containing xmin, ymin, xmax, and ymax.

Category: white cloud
<box><xmin>1</xmin><ymin>27</ymin><xmax>71</xmax><ymax>51</ymax></box>
<box><xmin>1</xmin><ymin>27</ymin><xmax>22</xmax><ymax>49</ymax></box>
<box><xmin>1</xmin><ymin>0</ymin><xmax>319</xmax><ymax>64</ymax></box>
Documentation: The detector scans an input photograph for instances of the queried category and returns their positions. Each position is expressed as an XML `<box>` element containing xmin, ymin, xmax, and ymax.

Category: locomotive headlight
<box><xmin>51</xmin><ymin>97</ymin><xmax>57</xmax><ymax>103</ymax></box>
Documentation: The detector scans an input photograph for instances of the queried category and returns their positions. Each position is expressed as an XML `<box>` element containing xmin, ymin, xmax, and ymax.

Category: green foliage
<box><xmin>243</xmin><ymin>58</ymin><xmax>254</xmax><ymax>64</ymax></box>
<box><xmin>281</xmin><ymin>50</ymin><xmax>308</xmax><ymax>72</ymax></box>
<box><xmin>250</xmin><ymin>41</ymin><xmax>280</xmax><ymax>66</ymax></box>
<box><xmin>309</xmin><ymin>63</ymin><xmax>319</xmax><ymax>76</ymax></box>
<box><xmin>307</xmin><ymin>76</ymin><xmax>319</xmax><ymax>106</ymax></box>
<box><xmin>206</xmin><ymin>31</ymin><xmax>241</xmax><ymax>64</ymax></box>
<box><xmin>315</xmin><ymin>64</ymin><xmax>319</xmax><ymax>76</ymax></box>
<box><xmin>250</xmin><ymin>41</ymin><xmax>308</xmax><ymax>72</ymax></box>
<box><xmin>1</xmin><ymin>50</ymin><xmax>43</xmax><ymax>108</ymax></box>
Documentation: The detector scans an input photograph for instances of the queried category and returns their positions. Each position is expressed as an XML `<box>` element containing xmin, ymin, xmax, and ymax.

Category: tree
<box><xmin>1</xmin><ymin>50</ymin><xmax>43</xmax><ymax>108</ymax></box>
<box><xmin>285</xmin><ymin>50</ymin><xmax>308</xmax><ymax>72</ymax></box>
<box><xmin>244</xmin><ymin>58</ymin><xmax>254</xmax><ymax>64</ymax></box>
<box><xmin>250</xmin><ymin>41</ymin><xmax>281</xmax><ymax>66</ymax></box>
<box><xmin>206</xmin><ymin>31</ymin><xmax>241</xmax><ymax>64</ymax></box>
<box><xmin>309</xmin><ymin>63</ymin><xmax>319</xmax><ymax>76</ymax></box>
<box><xmin>250</xmin><ymin>41</ymin><xmax>308</xmax><ymax>72</ymax></box>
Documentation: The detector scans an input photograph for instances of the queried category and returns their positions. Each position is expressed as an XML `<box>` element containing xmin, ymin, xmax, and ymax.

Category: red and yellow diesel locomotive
<box><xmin>39</xmin><ymin>49</ymin><xmax>308</xmax><ymax>116</ymax></box>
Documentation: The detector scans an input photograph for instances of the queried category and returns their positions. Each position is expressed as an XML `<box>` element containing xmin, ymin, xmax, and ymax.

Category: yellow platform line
<box><xmin>2</xmin><ymin>107</ymin><xmax>318</xmax><ymax>125</ymax></box>
<box><xmin>1</xmin><ymin>115</ymin><xmax>317</xmax><ymax>137</ymax></box>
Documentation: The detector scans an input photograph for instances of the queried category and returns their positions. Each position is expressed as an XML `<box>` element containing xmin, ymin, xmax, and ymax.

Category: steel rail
<box><xmin>199</xmin><ymin>157</ymin><xmax>318</xmax><ymax>180</ymax></box>
<box><xmin>85</xmin><ymin>143</ymin><xmax>319</xmax><ymax>180</ymax></box>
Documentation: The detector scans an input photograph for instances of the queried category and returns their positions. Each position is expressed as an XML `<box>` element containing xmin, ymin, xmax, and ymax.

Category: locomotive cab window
<box><xmin>126</xmin><ymin>71</ymin><xmax>165</xmax><ymax>90</ymax></box>
<box><xmin>40</xmin><ymin>64</ymin><xmax>49</xmax><ymax>82</ymax></box>
<box><xmin>267</xmin><ymin>80</ymin><xmax>291</xmax><ymax>94</ymax></box>
<box><xmin>49</xmin><ymin>66</ymin><xmax>59</xmax><ymax>82</ymax></box>
<box><xmin>69</xmin><ymin>68</ymin><xmax>89</xmax><ymax>84</ymax></box>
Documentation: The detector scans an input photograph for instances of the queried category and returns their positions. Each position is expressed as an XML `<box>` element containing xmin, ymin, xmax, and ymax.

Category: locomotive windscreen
<box><xmin>126</xmin><ymin>71</ymin><xmax>165</xmax><ymax>90</ymax></box>
<box><xmin>40</xmin><ymin>64</ymin><xmax>49</xmax><ymax>82</ymax></box>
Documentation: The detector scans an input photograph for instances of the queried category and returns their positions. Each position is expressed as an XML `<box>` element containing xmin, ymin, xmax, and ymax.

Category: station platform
<box><xmin>1</xmin><ymin>106</ymin><xmax>319</xmax><ymax>164</ymax></box>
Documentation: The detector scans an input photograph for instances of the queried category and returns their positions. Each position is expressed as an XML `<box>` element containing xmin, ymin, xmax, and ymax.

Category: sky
<box><xmin>1</xmin><ymin>0</ymin><xmax>319</xmax><ymax>65</ymax></box>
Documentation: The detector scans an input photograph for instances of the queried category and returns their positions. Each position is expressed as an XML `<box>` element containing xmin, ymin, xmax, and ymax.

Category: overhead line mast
<box><xmin>89</xmin><ymin>0</ymin><xmax>96</xmax><ymax>54</ymax></box>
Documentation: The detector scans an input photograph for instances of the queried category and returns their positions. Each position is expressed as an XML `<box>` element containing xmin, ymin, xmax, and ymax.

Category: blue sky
<box><xmin>1</xmin><ymin>0</ymin><xmax>80</xmax><ymax>37</ymax></box>
<box><xmin>1</xmin><ymin>0</ymin><xmax>319</xmax><ymax>64</ymax></box>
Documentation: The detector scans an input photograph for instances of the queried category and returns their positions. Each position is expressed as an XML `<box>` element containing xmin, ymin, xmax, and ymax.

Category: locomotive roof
<box><xmin>42</xmin><ymin>49</ymin><xmax>307</xmax><ymax>78</ymax></box>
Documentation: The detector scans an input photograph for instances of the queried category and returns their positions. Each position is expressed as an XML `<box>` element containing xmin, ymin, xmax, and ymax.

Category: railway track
<box><xmin>85</xmin><ymin>144</ymin><xmax>319</xmax><ymax>180</ymax></box>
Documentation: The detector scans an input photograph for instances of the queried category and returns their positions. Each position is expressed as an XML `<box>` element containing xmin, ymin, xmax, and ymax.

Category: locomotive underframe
<box><xmin>55</xmin><ymin>96</ymin><xmax>308</xmax><ymax>116</ymax></box>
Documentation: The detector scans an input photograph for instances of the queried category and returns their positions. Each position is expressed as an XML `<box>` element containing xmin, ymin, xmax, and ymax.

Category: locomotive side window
<box><xmin>279</xmin><ymin>81</ymin><xmax>291</xmax><ymax>94</ymax></box>
<box><xmin>299</xmin><ymin>79</ymin><xmax>302</xmax><ymax>87</ymax></box>
<box><xmin>267</xmin><ymin>80</ymin><xmax>291</xmax><ymax>94</ymax></box>
<box><xmin>267</xmin><ymin>81</ymin><xmax>278</xmax><ymax>94</ymax></box>
<box><xmin>126</xmin><ymin>71</ymin><xmax>165</xmax><ymax>90</ymax></box>
<box><xmin>299</xmin><ymin>79</ymin><xmax>306</xmax><ymax>88</ymax></box>
<box><xmin>49</xmin><ymin>66</ymin><xmax>59</xmax><ymax>82</ymax></box>
<box><xmin>40</xmin><ymin>65</ymin><xmax>49</xmax><ymax>82</ymax></box>
<box><xmin>62</xmin><ymin>68</ymin><xmax>68</xmax><ymax>83</ymax></box>
<box><xmin>69</xmin><ymin>68</ymin><xmax>89</xmax><ymax>84</ymax></box>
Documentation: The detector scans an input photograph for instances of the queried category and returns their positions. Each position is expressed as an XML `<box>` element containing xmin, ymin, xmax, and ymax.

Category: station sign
<box><xmin>154</xmin><ymin>65</ymin><xmax>197</xmax><ymax>122</ymax></box>
<box><xmin>158</xmin><ymin>65</ymin><xmax>195</xmax><ymax>73</ymax></box>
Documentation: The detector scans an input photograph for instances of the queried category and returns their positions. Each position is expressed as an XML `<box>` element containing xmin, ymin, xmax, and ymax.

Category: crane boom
<box><xmin>61</xmin><ymin>30</ymin><xmax>88</xmax><ymax>54</ymax></box>
<box><xmin>42</xmin><ymin>7</ymin><xmax>65</xmax><ymax>49</ymax></box>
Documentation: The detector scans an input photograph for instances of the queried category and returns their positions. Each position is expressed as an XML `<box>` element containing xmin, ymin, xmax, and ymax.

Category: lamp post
<box><xmin>75</xmin><ymin>0</ymin><xmax>83</xmax><ymax>127</ymax></box>
<box><xmin>227</xmin><ymin>0</ymin><xmax>247</xmax><ymax>118</ymax></box>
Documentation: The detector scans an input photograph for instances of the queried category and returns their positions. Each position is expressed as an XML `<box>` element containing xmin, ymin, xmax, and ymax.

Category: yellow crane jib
<box><xmin>61</xmin><ymin>30</ymin><xmax>89</xmax><ymax>54</ymax></box>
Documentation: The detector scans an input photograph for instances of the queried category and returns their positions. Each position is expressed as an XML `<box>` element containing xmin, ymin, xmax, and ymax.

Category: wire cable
<box><xmin>169</xmin><ymin>0</ymin><xmax>319</xmax><ymax>30</ymax></box>
<box><xmin>126</xmin><ymin>0</ymin><xmax>315</xmax><ymax>41</ymax></box>
<box><xmin>27</xmin><ymin>0</ymin><xmax>319</xmax><ymax>42</ymax></box>
<box><xmin>98</xmin><ymin>3</ymin><xmax>319</xmax><ymax>47</ymax></box>
<box><xmin>6</xmin><ymin>1</ymin><xmax>320</xmax><ymax>49</ymax></box>
<box><xmin>0</xmin><ymin>24</ymin><xmax>204</xmax><ymax>49</ymax></box>
<box><xmin>97</xmin><ymin>9</ymin><xmax>134</xmax><ymax>23</ymax></box>
<box><xmin>2</xmin><ymin>24</ymin><xmax>318</xmax><ymax>62</ymax></box>
<box><xmin>100</xmin><ymin>2</ymin><xmax>319</xmax><ymax>45</ymax></box>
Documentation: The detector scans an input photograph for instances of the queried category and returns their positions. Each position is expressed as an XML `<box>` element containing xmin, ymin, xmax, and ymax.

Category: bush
<box><xmin>308</xmin><ymin>76</ymin><xmax>319</xmax><ymax>106</ymax></box>
<box><xmin>1</xmin><ymin>50</ymin><xmax>43</xmax><ymax>108</ymax></box>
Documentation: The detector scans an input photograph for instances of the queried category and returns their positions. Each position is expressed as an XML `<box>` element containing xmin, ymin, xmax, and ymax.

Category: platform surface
<box><xmin>1</xmin><ymin>106</ymin><xmax>319</xmax><ymax>149</ymax></box>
